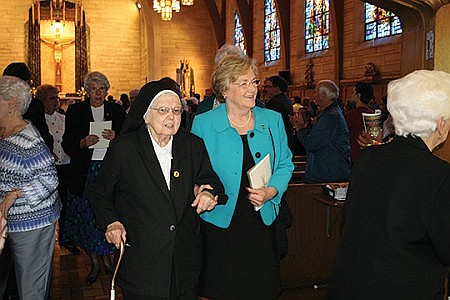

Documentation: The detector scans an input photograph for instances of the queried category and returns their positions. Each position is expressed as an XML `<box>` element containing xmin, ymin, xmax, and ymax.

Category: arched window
<box><xmin>365</xmin><ymin>3</ymin><xmax>402</xmax><ymax>41</ymax></box>
<box><xmin>305</xmin><ymin>0</ymin><xmax>330</xmax><ymax>53</ymax></box>
<box><xmin>234</xmin><ymin>11</ymin><xmax>246</xmax><ymax>54</ymax></box>
<box><xmin>264</xmin><ymin>0</ymin><xmax>280</xmax><ymax>62</ymax></box>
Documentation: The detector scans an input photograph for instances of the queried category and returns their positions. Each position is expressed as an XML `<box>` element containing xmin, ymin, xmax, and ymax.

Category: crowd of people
<box><xmin>1</xmin><ymin>45</ymin><xmax>450</xmax><ymax>300</ymax></box>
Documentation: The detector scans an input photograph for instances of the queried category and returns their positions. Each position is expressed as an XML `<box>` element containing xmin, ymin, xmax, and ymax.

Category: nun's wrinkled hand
<box><xmin>192</xmin><ymin>190</ymin><xmax>218</xmax><ymax>214</ymax></box>
<box><xmin>105</xmin><ymin>221</ymin><xmax>127</xmax><ymax>249</ymax></box>
<box><xmin>193</xmin><ymin>184</ymin><xmax>213</xmax><ymax>197</ymax></box>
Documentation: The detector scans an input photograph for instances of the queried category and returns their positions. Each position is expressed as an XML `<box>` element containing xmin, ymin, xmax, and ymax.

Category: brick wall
<box><xmin>143</xmin><ymin>0</ymin><xmax>216</xmax><ymax>99</ymax></box>
<box><xmin>82</xmin><ymin>0</ymin><xmax>141</xmax><ymax>98</ymax></box>
<box><xmin>0</xmin><ymin>0</ymin><xmax>31</xmax><ymax>72</ymax></box>
<box><xmin>0</xmin><ymin>0</ymin><xmax>142</xmax><ymax>99</ymax></box>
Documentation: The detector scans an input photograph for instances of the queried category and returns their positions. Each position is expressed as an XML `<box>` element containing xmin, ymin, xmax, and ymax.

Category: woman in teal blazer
<box><xmin>191</xmin><ymin>54</ymin><xmax>293</xmax><ymax>300</ymax></box>
<box><xmin>191</xmin><ymin>104</ymin><xmax>293</xmax><ymax>227</ymax></box>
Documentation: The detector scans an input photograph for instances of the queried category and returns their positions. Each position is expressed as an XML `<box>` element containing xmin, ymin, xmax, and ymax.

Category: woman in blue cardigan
<box><xmin>191</xmin><ymin>54</ymin><xmax>293</xmax><ymax>300</ymax></box>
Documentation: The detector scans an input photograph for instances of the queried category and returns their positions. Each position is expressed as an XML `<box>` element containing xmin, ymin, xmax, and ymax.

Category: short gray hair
<box><xmin>387</xmin><ymin>69</ymin><xmax>450</xmax><ymax>138</ymax></box>
<box><xmin>84</xmin><ymin>71</ymin><xmax>110</xmax><ymax>91</ymax></box>
<box><xmin>0</xmin><ymin>76</ymin><xmax>32</xmax><ymax>115</ymax></box>
<box><xmin>316</xmin><ymin>80</ymin><xmax>339</xmax><ymax>101</ymax></box>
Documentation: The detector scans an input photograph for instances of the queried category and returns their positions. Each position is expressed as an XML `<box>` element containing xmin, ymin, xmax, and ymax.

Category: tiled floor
<box><xmin>50</xmin><ymin>243</ymin><xmax>123</xmax><ymax>300</ymax></box>
<box><xmin>49</xmin><ymin>241</ymin><xmax>327</xmax><ymax>300</ymax></box>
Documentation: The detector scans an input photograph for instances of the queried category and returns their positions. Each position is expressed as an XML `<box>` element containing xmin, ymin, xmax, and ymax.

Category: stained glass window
<box><xmin>305</xmin><ymin>0</ymin><xmax>330</xmax><ymax>53</ymax></box>
<box><xmin>365</xmin><ymin>3</ymin><xmax>402</xmax><ymax>41</ymax></box>
<box><xmin>234</xmin><ymin>11</ymin><xmax>246</xmax><ymax>54</ymax></box>
<box><xmin>264</xmin><ymin>0</ymin><xmax>280</xmax><ymax>62</ymax></box>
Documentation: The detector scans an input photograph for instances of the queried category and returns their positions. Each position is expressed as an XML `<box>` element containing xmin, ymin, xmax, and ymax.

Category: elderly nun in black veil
<box><xmin>89</xmin><ymin>77</ymin><xmax>226</xmax><ymax>299</ymax></box>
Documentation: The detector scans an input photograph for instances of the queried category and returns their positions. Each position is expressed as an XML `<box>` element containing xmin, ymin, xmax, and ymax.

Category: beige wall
<box><xmin>0</xmin><ymin>1</ymin><xmax>31</xmax><ymax>72</ymax></box>
<box><xmin>82</xmin><ymin>0</ymin><xmax>142</xmax><ymax>98</ymax></box>
<box><xmin>141</xmin><ymin>0</ymin><xmax>216</xmax><ymax>98</ymax></box>
<box><xmin>0</xmin><ymin>0</ymin><xmax>142</xmax><ymax>99</ymax></box>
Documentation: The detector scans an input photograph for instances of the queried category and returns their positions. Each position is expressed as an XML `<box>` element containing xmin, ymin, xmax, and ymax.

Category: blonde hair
<box><xmin>211</xmin><ymin>54</ymin><xmax>258</xmax><ymax>102</ymax></box>
<box><xmin>387</xmin><ymin>70</ymin><xmax>450</xmax><ymax>138</ymax></box>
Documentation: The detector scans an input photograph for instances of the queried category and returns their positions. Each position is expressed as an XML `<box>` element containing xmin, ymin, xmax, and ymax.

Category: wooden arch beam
<box><xmin>203</xmin><ymin>0</ymin><xmax>226</xmax><ymax>48</ymax></box>
<box><xmin>275</xmin><ymin>0</ymin><xmax>290</xmax><ymax>68</ymax></box>
<box><xmin>236</xmin><ymin>0</ymin><xmax>253</xmax><ymax>57</ymax></box>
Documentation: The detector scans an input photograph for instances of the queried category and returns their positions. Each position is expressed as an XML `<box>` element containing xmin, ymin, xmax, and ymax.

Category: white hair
<box><xmin>317</xmin><ymin>80</ymin><xmax>339</xmax><ymax>101</ymax></box>
<box><xmin>387</xmin><ymin>70</ymin><xmax>450</xmax><ymax>138</ymax></box>
<box><xmin>0</xmin><ymin>75</ymin><xmax>32</xmax><ymax>114</ymax></box>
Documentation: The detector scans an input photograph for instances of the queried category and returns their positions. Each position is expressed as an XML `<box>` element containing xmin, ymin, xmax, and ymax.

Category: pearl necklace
<box><xmin>227</xmin><ymin>110</ymin><xmax>252</xmax><ymax>128</ymax></box>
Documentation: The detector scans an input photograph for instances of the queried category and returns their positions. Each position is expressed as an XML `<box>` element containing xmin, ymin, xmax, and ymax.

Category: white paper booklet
<box><xmin>89</xmin><ymin>121</ymin><xmax>112</xmax><ymax>149</ymax></box>
<box><xmin>247</xmin><ymin>154</ymin><xmax>271</xmax><ymax>211</ymax></box>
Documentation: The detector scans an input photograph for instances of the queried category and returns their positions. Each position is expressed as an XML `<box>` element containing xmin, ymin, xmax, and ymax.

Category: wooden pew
<box><xmin>280</xmin><ymin>183</ymin><xmax>346</xmax><ymax>287</ymax></box>
<box><xmin>291</xmin><ymin>156</ymin><xmax>307</xmax><ymax>184</ymax></box>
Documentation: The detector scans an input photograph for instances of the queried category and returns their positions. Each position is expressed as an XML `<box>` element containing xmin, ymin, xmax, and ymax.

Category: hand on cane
<box><xmin>105</xmin><ymin>221</ymin><xmax>127</xmax><ymax>249</ymax></box>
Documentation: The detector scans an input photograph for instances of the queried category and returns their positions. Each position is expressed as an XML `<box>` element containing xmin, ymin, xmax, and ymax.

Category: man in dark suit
<box><xmin>89</xmin><ymin>78</ymin><xmax>226</xmax><ymax>299</ymax></box>
<box><xmin>263</xmin><ymin>75</ymin><xmax>296</xmax><ymax>154</ymax></box>
<box><xmin>328</xmin><ymin>70</ymin><xmax>450</xmax><ymax>300</ymax></box>
<box><xmin>291</xmin><ymin>80</ymin><xmax>351</xmax><ymax>183</ymax></box>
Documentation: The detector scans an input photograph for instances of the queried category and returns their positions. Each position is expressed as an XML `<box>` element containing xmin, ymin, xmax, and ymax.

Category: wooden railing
<box><xmin>290</xmin><ymin>155</ymin><xmax>306</xmax><ymax>184</ymax></box>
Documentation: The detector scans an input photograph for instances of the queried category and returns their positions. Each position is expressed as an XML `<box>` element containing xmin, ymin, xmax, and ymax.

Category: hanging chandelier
<box><xmin>153</xmin><ymin>0</ymin><xmax>193</xmax><ymax>21</ymax></box>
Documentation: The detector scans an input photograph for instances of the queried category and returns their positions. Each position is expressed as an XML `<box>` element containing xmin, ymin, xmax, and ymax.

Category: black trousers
<box><xmin>56</xmin><ymin>164</ymin><xmax>71</xmax><ymax>244</ymax></box>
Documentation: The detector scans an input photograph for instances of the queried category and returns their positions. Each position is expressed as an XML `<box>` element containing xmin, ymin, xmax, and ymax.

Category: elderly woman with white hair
<box><xmin>328</xmin><ymin>70</ymin><xmax>450</xmax><ymax>300</ymax></box>
<box><xmin>62</xmin><ymin>71</ymin><xmax>125</xmax><ymax>284</ymax></box>
<box><xmin>89</xmin><ymin>77</ymin><xmax>225</xmax><ymax>299</ymax></box>
<box><xmin>0</xmin><ymin>76</ymin><xmax>60</xmax><ymax>299</ymax></box>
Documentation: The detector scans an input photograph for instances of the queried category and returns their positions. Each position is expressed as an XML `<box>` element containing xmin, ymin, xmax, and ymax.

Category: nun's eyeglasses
<box><xmin>150</xmin><ymin>106</ymin><xmax>184</xmax><ymax>115</ymax></box>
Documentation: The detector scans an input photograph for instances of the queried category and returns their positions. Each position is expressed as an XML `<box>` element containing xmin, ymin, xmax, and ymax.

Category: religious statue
<box><xmin>41</xmin><ymin>23</ymin><xmax>75</xmax><ymax>91</ymax></box>
<box><xmin>177</xmin><ymin>60</ymin><xmax>195</xmax><ymax>98</ymax></box>
<box><xmin>364</xmin><ymin>62</ymin><xmax>380</xmax><ymax>81</ymax></box>
<box><xmin>305</xmin><ymin>58</ymin><xmax>314</xmax><ymax>88</ymax></box>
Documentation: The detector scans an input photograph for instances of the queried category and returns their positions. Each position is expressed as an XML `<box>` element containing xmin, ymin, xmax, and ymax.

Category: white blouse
<box><xmin>149</xmin><ymin>130</ymin><xmax>173</xmax><ymax>190</ymax></box>
<box><xmin>45</xmin><ymin>111</ymin><xmax>70</xmax><ymax>165</ymax></box>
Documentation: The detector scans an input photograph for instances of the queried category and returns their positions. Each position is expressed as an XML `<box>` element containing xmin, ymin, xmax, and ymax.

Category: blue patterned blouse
<box><xmin>0</xmin><ymin>122</ymin><xmax>60</xmax><ymax>232</ymax></box>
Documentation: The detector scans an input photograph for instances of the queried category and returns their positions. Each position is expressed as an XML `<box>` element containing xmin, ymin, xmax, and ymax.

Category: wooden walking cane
<box><xmin>110</xmin><ymin>240</ymin><xmax>125</xmax><ymax>300</ymax></box>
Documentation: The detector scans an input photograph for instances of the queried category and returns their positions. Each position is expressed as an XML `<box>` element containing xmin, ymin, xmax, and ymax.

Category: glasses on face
<box><xmin>150</xmin><ymin>106</ymin><xmax>184</xmax><ymax>115</ymax></box>
<box><xmin>233</xmin><ymin>79</ymin><xmax>260</xmax><ymax>90</ymax></box>
<box><xmin>89</xmin><ymin>86</ymin><xmax>106</xmax><ymax>93</ymax></box>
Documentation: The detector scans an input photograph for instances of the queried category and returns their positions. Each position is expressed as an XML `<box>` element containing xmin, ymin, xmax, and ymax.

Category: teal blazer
<box><xmin>191</xmin><ymin>104</ymin><xmax>294</xmax><ymax>228</ymax></box>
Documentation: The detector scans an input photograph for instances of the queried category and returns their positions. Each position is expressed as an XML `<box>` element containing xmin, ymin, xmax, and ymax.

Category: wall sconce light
<box><xmin>135</xmin><ymin>1</ymin><xmax>142</xmax><ymax>10</ymax></box>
